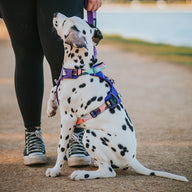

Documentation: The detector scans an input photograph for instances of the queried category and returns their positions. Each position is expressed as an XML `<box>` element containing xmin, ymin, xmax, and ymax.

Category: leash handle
<box><xmin>84</xmin><ymin>0</ymin><xmax>97</xmax><ymax>58</ymax></box>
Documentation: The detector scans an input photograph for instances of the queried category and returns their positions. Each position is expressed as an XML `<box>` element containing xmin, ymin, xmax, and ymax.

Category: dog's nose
<box><xmin>53</xmin><ymin>12</ymin><xmax>58</xmax><ymax>18</ymax></box>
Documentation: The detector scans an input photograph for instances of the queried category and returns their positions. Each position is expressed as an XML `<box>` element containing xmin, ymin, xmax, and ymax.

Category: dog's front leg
<box><xmin>47</xmin><ymin>86</ymin><xmax>58</xmax><ymax>117</ymax></box>
<box><xmin>46</xmin><ymin>115</ymin><xmax>75</xmax><ymax>177</ymax></box>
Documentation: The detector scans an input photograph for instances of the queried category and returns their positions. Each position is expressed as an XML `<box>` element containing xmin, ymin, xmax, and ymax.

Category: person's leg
<box><xmin>37</xmin><ymin>0</ymin><xmax>91</xmax><ymax>166</ymax></box>
<box><xmin>37</xmin><ymin>0</ymin><xmax>84</xmax><ymax>82</ymax></box>
<box><xmin>0</xmin><ymin>0</ymin><xmax>47</xmax><ymax>164</ymax></box>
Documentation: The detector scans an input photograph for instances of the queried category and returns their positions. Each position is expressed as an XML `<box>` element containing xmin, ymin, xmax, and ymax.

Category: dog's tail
<box><xmin>130</xmin><ymin>158</ymin><xmax>188</xmax><ymax>182</ymax></box>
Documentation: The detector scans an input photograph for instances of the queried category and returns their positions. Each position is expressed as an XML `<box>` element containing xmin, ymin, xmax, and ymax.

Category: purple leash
<box><xmin>85</xmin><ymin>0</ymin><xmax>97</xmax><ymax>59</ymax></box>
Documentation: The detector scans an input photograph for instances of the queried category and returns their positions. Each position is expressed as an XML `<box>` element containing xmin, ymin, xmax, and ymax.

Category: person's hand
<box><xmin>86</xmin><ymin>0</ymin><xmax>102</xmax><ymax>12</ymax></box>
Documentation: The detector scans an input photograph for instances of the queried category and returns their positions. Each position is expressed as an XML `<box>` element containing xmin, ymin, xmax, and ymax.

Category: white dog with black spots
<box><xmin>46</xmin><ymin>13</ymin><xmax>188</xmax><ymax>182</ymax></box>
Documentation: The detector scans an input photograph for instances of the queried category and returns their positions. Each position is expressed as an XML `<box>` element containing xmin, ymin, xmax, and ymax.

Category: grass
<box><xmin>102</xmin><ymin>35</ymin><xmax>192</xmax><ymax>70</ymax></box>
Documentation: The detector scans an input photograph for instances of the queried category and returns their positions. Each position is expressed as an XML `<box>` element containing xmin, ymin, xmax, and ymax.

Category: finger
<box><xmin>86</xmin><ymin>0</ymin><xmax>102</xmax><ymax>11</ymax></box>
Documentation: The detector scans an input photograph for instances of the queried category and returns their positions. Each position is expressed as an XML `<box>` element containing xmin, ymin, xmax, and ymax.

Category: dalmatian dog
<box><xmin>46</xmin><ymin>13</ymin><xmax>188</xmax><ymax>182</ymax></box>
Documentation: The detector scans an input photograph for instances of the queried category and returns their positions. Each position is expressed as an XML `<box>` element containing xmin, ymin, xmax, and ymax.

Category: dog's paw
<box><xmin>47</xmin><ymin>100</ymin><xmax>57</xmax><ymax>117</ymax></box>
<box><xmin>70</xmin><ymin>170</ymin><xmax>89</xmax><ymax>181</ymax></box>
<box><xmin>45</xmin><ymin>168</ymin><xmax>61</xmax><ymax>177</ymax></box>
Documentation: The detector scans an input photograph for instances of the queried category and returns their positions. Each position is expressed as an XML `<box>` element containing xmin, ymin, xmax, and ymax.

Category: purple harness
<box><xmin>55</xmin><ymin>6</ymin><xmax>122</xmax><ymax>125</ymax></box>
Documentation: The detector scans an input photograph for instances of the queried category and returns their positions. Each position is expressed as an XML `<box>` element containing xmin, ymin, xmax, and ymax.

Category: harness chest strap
<box><xmin>76</xmin><ymin>71</ymin><xmax>122</xmax><ymax>126</ymax></box>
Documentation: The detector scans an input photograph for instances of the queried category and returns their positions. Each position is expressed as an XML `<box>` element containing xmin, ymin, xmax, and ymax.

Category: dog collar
<box><xmin>61</xmin><ymin>62</ymin><xmax>106</xmax><ymax>79</ymax></box>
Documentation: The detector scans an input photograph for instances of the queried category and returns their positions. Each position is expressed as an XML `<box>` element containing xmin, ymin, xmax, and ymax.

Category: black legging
<box><xmin>0</xmin><ymin>0</ymin><xmax>84</xmax><ymax>128</ymax></box>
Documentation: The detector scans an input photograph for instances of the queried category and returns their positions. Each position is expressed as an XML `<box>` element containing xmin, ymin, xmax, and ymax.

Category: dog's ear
<box><xmin>92</xmin><ymin>28</ymin><xmax>103</xmax><ymax>46</ymax></box>
<box><xmin>65</xmin><ymin>25</ymin><xmax>88</xmax><ymax>50</ymax></box>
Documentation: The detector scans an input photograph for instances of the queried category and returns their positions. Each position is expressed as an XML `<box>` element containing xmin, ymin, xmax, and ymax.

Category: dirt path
<box><xmin>0</xmin><ymin>40</ymin><xmax>191</xmax><ymax>192</ymax></box>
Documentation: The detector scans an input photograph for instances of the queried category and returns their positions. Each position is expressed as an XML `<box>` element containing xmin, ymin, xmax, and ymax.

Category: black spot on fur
<box><xmin>79</xmin><ymin>83</ymin><xmax>86</xmax><ymax>88</ymax></box>
<box><xmin>108</xmin><ymin>167</ymin><xmax>113</xmax><ymax>172</ymax></box>
<box><xmin>72</xmin><ymin>88</ymin><xmax>76</xmax><ymax>92</ymax></box>
<box><xmin>125</xmin><ymin>117</ymin><xmax>134</xmax><ymax>132</ymax></box>
<box><xmin>111</xmin><ymin>147</ymin><xmax>116</xmax><ymax>152</ymax></box>
<box><xmin>122</xmin><ymin>125</ymin><xmax>127</xmax><ymax>131</ymax></box>
<box><xmin>86</xmin><ymin>129</ymin><xmax>90</xmax><ymax>134</ymax></box>
<box><xmin>60</xmin><ymin>164</ymin><xmax>62</xmax><ymax>168</ymax></box>
<box><xmin>90</xmin><ymin>78</ymin><xmax>94</xmax><ymax>82</ymax></box>
<box><xmin>80</xmin><ymin>103</ymin><xmax>84</xmax><ymax>108</ymax></box>
<box><xmin>84</xmin><ymin>174</ymin><xmax>89</xmax><ymax>178</ymax></box>
<box><xmin>107</xmin><ymin>133</ymin><xmax>112</xmax><ymax>136</ymax></box>
<box><xmin>67</xmin><ymin>97</ymin><xmax>71</xmax><ymax>104</ymax></box>
<box><xmin>87</xmin><ymin>100</ymin><xmax>92</xmax><ymax>106</ymax></box>
<box><xmin>118</xmin><ymin>144</ymin><xmax>129</xmax><ymax>156</ymax></box>
<box><xmin>84</xmin><ymin>52</ymin><xmax>88</xmax><ymax>57</ymax></box>
<box><xmin>109</xmin><ymin>108</ymin><xmax>115</xmax><ymax>114</ymax></box>
<box><xmin>86</xmin><ymin>143</ymin><xmax>89</xmax><ymax>148</ymax></box>
<box><xmin>120</xmin><ymin>103</ymin><xmax>124</xmax><ymax>109</ymax></box>
<box><xmin>78</xmin><ymin>55</ymin><xmax>82</xmax><ymax>60</ymax></box>
<box><xmin>75</xmin><ymin>65</ymin><xmax>79</xmax><ymax>69</ymax></box>
<box><xmin>80</xmin><ymin>59</ymin><xmax>84</xmax><ymax>64</ymax></box>
<box><xmin>70</xmin><ymin>114</ymin><xmax>73</xmax><ymax>118</ymax></box>
<box><xmin>91</xmin><ymin>131</ymin><xmax>96</xmax><ymax>137</ymax></box>
<box><xmin>64</xmin><ymin>155</ymin><xmax>68</xmax><ymax>161</ymax></box>
<box><xmin>75</xmin><ymin>49</ymin><xmax>79</xmax><ymax>53</ymax></box>
<box><xmin>116</xmin><ymin>105</ymin><xmax>121</xmax><ymax>111</ymax></box>
<box><xmin>103</xmin><ymin>137</ymin><xmax>109</xmax><ymax>142</ymax></box>
<box><xmin>150</xmin><ymin>172</ymin><xmax>155</xmax><ymax>176</ymax></box>
<box><xmin>91</xmin><ymin>96</ymin><xmax>97</xmax><ymax>102</ymax></box>
<box><xmin>71</xmin><ymin>108</ymin><xmax>74</xmax><ymax>113</ymax></box>
<box><xmin>65</xmin><ymin>135</ymin><xmax>69</xmax><ymax>140</ymax></box>
<box><xmin>61</xmin><ymin>124</ymin><xmax>63</xmax><ymax>128</ymax></box>
<box><xmin>123</xmin><ymin>167</ymin><xmax>129</xmax><ymax>170</ymax></box>
<box><xmin>82</xmin><ymin>30</ymin><xmax>86</xmax><ymax>35</ymax></box>
<box><xmin>105</xmin><ymin>83</ymin><xmax>109</xmax><ymax>87</ymax></box>
<box><xmin>100</xmin><ymin>138</ymin><xmax>108</xmax><ymax>146</ymax></box>
<box><xmin>118</xmin><ymin>144</ymin><xmax>123</xmax><ymax>149</ymax></box>
<box><xmin>61</xmin><ymin>147</ymin><xmax>65</xmax><ymax>152</ymax></box>
<box><xmin>65</xmin><ymin>111</ymin><xmax>67</xmax><ymax>115</ymax></box>
<box><xmin>99</xmin><ymin>78</ymin><xmax>104</xmax><ymax>83</ymax></box>
<box><xmin>111</xmin><ymin>164</ymin><xmax>119</xmax><ymax>169</ymax></box>
<box><xmin>60</xmin><ymin>135</ymin><xmax>62</xmax><ymax>139</ymax></box>
<box><xmin>133</xmin><ymin>154</ymin><xmax>135</xmax><ymax>158</ymax></box>
<box><xmin>97</xmin><ymin>96</ymin><xmax>103</xmax><ymax>102</ymax></box>
<box><xmin>86</xmin><ymin>139</ymin><xmax>90</xmax><ymax>143</ymax></box>
<box><xmin>71</xmin><ymin>53</ymin><xmax>74</xmax><ymax>58</ymax></box>
<box><xmin>74</xmin><ymin>59</ymin><xmax>78</xmax><ymax>63</ymax></box>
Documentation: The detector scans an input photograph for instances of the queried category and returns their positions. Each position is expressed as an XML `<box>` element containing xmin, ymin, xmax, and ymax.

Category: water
<box><xmin>95</xmin><ymin>11</ymin><xmax>192</xmax><ymax>47</ymax></box>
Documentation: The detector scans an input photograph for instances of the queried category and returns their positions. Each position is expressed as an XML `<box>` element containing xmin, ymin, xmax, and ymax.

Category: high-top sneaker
<box><xmin>24</xmin><ymin>127</ymin><xmax>47</xmax><ymax>165</ymax></box>
<box><xmin>68</xmin><ymin>130</ymin><xmax>91</xmax><ymax>167</ymax></box>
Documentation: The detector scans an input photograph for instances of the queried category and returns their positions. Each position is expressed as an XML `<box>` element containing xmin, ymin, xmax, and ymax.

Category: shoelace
<box><xmin>25</xmin><ymin>130</ymin><xmax>45</xmax><ymax>154</ymax></box>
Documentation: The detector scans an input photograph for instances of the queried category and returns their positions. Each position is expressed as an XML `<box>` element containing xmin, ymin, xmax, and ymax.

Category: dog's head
<box><xmin>53</xmin><ymin>13</ymin><xmax>103</xmax><ymax>50</ymax></box>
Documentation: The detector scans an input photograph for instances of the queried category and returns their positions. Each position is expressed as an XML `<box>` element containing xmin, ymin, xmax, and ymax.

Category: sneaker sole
<box><xmin>24</xmin><ymin>155</ymin><xmax>47</xmax><ymax>165</ymax></box>
<box><xmin>68</xmin><ymin>156</ymin><xmax>91</xmax><ymax>167</ymax></box>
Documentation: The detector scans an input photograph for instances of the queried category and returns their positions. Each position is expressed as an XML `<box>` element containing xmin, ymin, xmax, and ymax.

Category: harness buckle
<box><xmin>90</xmin><ymin>110</ymin><xmax>98</xmax><ymax>118</ymax></box>
<box><xmin>105</xmin><ymin>93</ymin><xmax>120</xmax><ymax>109</ymax></box>
<box><xmin>63</xmin><ymin>68</ymin><xmax>78</xmax><ymax>79</ymax></box>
